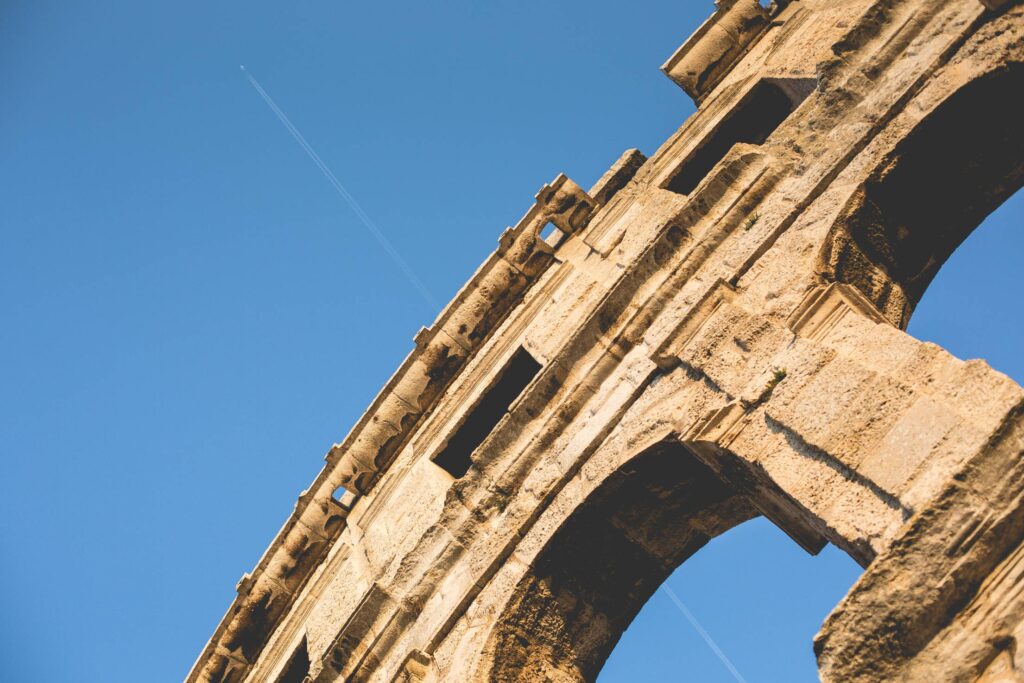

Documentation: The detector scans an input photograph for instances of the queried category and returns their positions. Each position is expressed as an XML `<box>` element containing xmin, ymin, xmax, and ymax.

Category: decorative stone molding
<box><xmin>390</xmin><ymin>650</ymin><xmax>435</xmax><ymax>683</ymax></box>
<box><xmin>314</xmin><ymin>583</ymin><xmax>403</xmax><ymax>681</ymax></box>
<box><xmin>682</xmin><ymin>403</ymin><xmax>829</xmax><ymax>555</ymax></box>
<box><xmin>661</xmin><ymin>0</ymin><xmax>771</xmax><ymax>102</ymax></box>
<box><xmin>787</xmin><ymin>282</ymin><xmax>888</xmax><ymax>341</ymax></box>
<box><xmin>588</xmin><ymin>148</ymin><xmax>647</xmax><ymax>206</ymax></box>
<box><xmin>333</xmin><ymin>174</ymin><xmax>596</xmax><ymax>495</ymax></box>
<box><xmin>651</xmin><ymin>278</ymin><xmax>736</xmax><ymax>368</ymax></box>
<box><xmin>187</xmin><ymin>174</ymin><xmax>596</xmax><ymax>683</ymax></box>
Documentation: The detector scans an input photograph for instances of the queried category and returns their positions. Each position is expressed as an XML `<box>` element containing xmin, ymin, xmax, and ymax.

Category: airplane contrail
<box><xmin>240</xmin><ymin>66</ymin><xmax>440</xmax><ymax>312</ymax></box>
<box><xmin>662</xmin><ymin>584</ymin><xmax>749</xmax><ymax>683</ymax></box>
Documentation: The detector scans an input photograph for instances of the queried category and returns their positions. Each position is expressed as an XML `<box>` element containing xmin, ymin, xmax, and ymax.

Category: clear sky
<box><xmin>1</xmin><ymin>2</ymin><xmax>1020</xmax><ymax>682</ymax></box>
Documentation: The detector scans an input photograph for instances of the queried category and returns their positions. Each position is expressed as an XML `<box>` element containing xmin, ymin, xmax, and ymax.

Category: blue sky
<box><xmin>1</xmin><ymin>2</ymin><xmax>1020</xmax><ymax>681</ymax></box>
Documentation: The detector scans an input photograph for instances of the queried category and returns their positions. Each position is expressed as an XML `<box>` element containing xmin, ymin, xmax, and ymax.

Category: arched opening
<box><xmin>907</xmin><ymin>186</ymin><xmax>1024</xmax><ymax>384</ymax></box>
<box><xmin>821</xmin><ymin>64</ymin><xmax>1024</xmax><ymax>328</ymax></box>
<box><xmin>478</xmin><ymin>441</ymin><xmax>861</xmax><ymax>682</ymax></box>
<box><xmin>599</xmin><ymin>519</ymin><xmax>861</xmax><ymax>682</ymax></box>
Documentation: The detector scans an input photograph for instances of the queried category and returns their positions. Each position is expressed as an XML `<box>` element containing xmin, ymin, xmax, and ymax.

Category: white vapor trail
<box><xmin>662</xmin><ymin>584</ymin><xmax>749</xmax><ymax>683</ymax></box>
<box><xmin>240</xmin><ymin>66</ymin><xmax>440</xmax><ymax>312</ymax></box>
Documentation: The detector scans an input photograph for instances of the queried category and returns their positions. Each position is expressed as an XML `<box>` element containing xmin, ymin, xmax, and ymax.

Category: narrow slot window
<box><xmin>276</xmin><ymin>638</ymin><xmax>310</xmax><ymax>683</ymax></box>
<box><xmin>433</xmin><ymin>347</ymin><xmax>542</xmax><ymax>478</ymax></box>
<box><xmin>665</xmin><ymin>78</ymin><xmax>817</xmax><ymax>196</ymax></box>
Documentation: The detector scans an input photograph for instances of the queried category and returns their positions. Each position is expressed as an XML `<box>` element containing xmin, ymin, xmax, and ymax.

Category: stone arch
<box><xmin>477</xmin><ymin>441</ymin><xmax>753</xmax><ymax>682</ymax></box>
<box><xmin>820</xmin><ymin>62</ymin><xmax>1024</xmax><ymax>328</ymax></box>
<box><xmin>468</xmin><ymin>434</ymin><xmax>857</xmax><ymax>683</ymax></box>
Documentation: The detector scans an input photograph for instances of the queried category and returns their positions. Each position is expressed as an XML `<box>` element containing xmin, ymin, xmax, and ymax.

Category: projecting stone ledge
<box><xmin>662</xmin><ymin>0</ymin><xmax>772</xmax><ymax>102</ymax></box>
<box><xmin>184</xmin><ymin>172</ymin><xmax>598</xmax><ymax>683</ymax></box>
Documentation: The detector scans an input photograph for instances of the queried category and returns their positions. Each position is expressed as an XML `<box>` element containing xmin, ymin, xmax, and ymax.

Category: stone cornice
<box><xmin>661</xmin><ymin>0</ymin><xmax>777</xmax><ymax>102</ymax></box>
<box><xmin>185</xmin><ymin>171</ymin><xmax>622</xmax><ymax>683</ymax></box>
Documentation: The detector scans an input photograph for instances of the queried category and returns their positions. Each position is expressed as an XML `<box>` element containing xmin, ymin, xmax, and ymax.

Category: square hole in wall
<box><xmin>540</xmin><ymin>222</ymin><xmax>564</xmax><ymax>246</ymax></box>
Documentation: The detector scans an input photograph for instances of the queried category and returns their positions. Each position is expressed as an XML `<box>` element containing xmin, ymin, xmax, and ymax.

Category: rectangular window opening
<box><xmin>433</xmin><ymin>347</ymin><xmax>542</xmax><ymax>479</ymax></box>
<box><xmin>540</xmin><ymin>222</ymin><xmax>564</xmax><ymax>246</ymax></box>
<box><xmin>276</xmin><ymin>637</ymin><xmax>310</xmax><ymax>683</ymax></box>
<box><xmin>664</xmin><ymin>77</ymin><xmax>817</xmax><ymax>196</ymax></box>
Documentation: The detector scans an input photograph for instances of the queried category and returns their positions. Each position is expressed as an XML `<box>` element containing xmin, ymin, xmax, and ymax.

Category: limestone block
<box><xmin>536</xmin><ymin>174</ymin><xmax>597</xmax><ymax>235</ymax></box>
<box><xmin>317</xmin><ymin>583</ymin><xmax>399</xmax><ymax>680</ymax></box>
<box><xmin>440</xmin><ymin>260</ymin><xmax>529</xmax><ymax>350</ymax></box>
<box><xmin>393</xmin><ymin>330</ymin><xmax>469</xmax><ymax>413</ymax></box>
<box><xmin>297</xmin><ymin>490</ymin><xmax>349</xmax><ymax>540</ymax></box>
<box><xmin>392</xmin><ymin>650</ymin><xmax>435</xmax><ymax>682</ymax></box>
<box><xmin>857</xmin><ymin>395</ymin><xmax>960</xmax><ymax>494</ymax></box>
<box><xmin>498</xmin><ymin>174</ymin><xmax>594</xmax><ymax>278</ymax></box>
<box><xmin>220</xmin><ymin>582</ymin><xmax>291</xmax><ymax>665</ymax></box>
<box><xmin>204</xmin><ymin>646</ymin><xmax>248</xmax><ymax>683</ymax></box>
<box><xmin>498</xmin><ymin>224</ymin><xmax>553</xmax><ymax>279</ymax></box>
<box><xmin>787</xmin><ymin>282</ymin><xmax>887</xmax><ymax>341</ymax></box>
<box><xmin>588</xmin><ymin>148</ymin><xmax>647</xmax><ymax>206</ymax></box>
<box><xmin>304</xmin><ymin>546</ymin><xmax>376</xmax><ymax>669</ymax></box>
<box><xmin>662</xmin><ymin>0</ymin><xmax>770</xmax><ymax>101</ymax></box>
<box><xmin>335</xmin><ymin>411</ymin><xmax>405</xmax><ymax>494</ymax></box>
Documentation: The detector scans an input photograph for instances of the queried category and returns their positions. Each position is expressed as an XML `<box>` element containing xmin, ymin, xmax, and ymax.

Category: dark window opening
<box><xmin>664</xmin><ymin>78</ymin><xmax>817</xmax><ymax>196</ymax></box>
<box><xmin>433</xmin><ymin>347</ymin><xmax>542</xmax><ymax>479</ymax></box>
<box><xmin>826</xmin><ymin>64</ymin><xmax>1024</xmax><ymax>325</ymax></box>
<box><xmin>276</xmin><ymin>637</ymin><xmax>310</xmax><ymax>683</ymax></box>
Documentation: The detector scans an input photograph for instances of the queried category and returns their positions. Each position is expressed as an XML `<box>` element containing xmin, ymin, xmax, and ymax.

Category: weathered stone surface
<box><xmin>188</xmin><ymin>2</ymin><xmax>1024</xmax><ymax>682</ymax></box>
<box><xmin>662</xmin><ymin>0</ymin><xmax>770</xmax><ymax>102</ymax></box>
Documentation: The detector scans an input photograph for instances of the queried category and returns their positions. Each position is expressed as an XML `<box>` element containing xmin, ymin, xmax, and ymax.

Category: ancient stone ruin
<box><xmin>189</xmin><ymin>1</ymin><xmax>1024</xmax><ymax>680</ymax></box>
